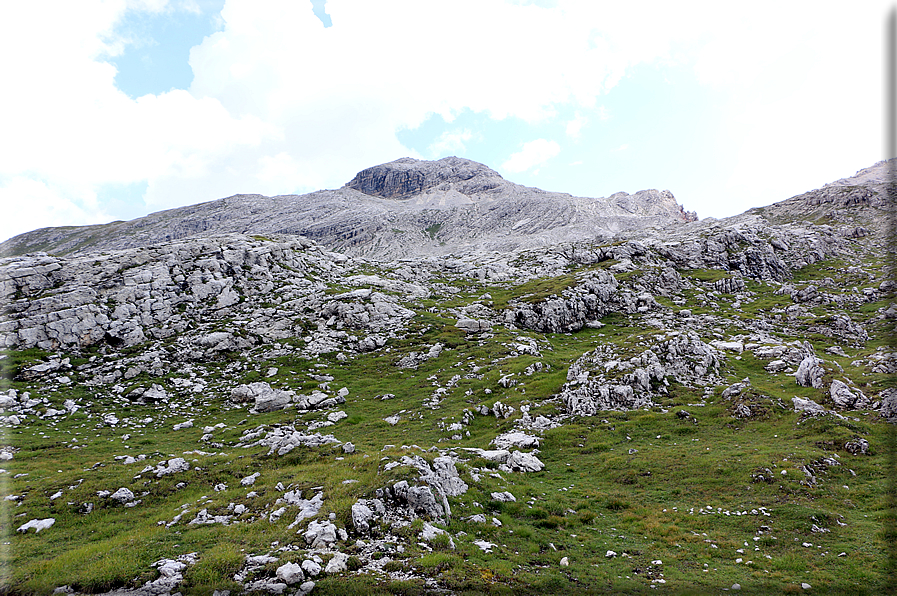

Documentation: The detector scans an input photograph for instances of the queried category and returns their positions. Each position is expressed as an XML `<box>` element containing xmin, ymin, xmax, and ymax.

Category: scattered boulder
<box><xmin>276</xmin><ymin>562</ymin><xmax>305</xmax><ymax>584</ymax></box>
<box><xmin>232</xmin><ymin>382</ymin><xmax>294</xmax><ymax>413</ymax></box>
<box><xmin>765</xmin><ymin>360</ymin><xmax>790</xmax><ymax>373</ymax></box>
<box><xmin>491</xmin><ymin>401</ymin><xmax>515</xmax><ymax>418</ymax></box>
<box><xmin>110</xmin><ymin>487</ymin><xmax>135</xmax><ymax>503</ymax></box>
<box><xmin>712</xmin><ymin>276</ymin><xmax>746</xmax><ymax>294</ymax></box>
<box><xmin>142</xmin><ymin>384</ymin><xmax>169</xmax><ymax>402</ymax></box>
<box><xmin>251</xmin><ymin>427</ymin><xmax>341</xmax><ymax>456</ymax></box>
<box><xmin>492</xmin><ymin>431</ymin><xmax>540</xmax><ymax>450</ymax></box>
<box><xmin>304</xmin><ymin>520</ymin><xmax>339</xmax><ymax>548</ymax></box>
<box><xmin>280</xmin><ymin>491</ymin><xmax>324</xmax><ymax>526</ymax></box>
<box><xmin>879</xmin><ymin>388</ymin><xmax>897</xmax><ymax>422</ymax></box>
<box><xmin>351</xmin><ymin>499</ymin><xmax>386</xmax><ymax>534</ymax></box>
<box><xmin>383</xmin><ymin>481</ymin><xmax>444</xmax><ymax>519</ymax></box>
<box><xmin>506</xmin><ymin>451</ymin><xmax>544</xmax><ymax>473</ymax></box>
<box><xmin>155</xmin><ymin>458</ymin><xmax>190</xmax><ymax>477</ymax></box>
<box><xmin>396</xmin><ymin>344</ymin><xmax>443</xmax><ymax>369</ymax></box>
<box><xmin>455</xmin><ymin>318</ymin><xmax>492</xmax><ymax>333</ymax></box>
<box><xmin>420</xmin><ymin>522</ymin><xmax>455</xmax><ymax>548</ymax></box>
<box><xmin>792</xmin><ymin>397</ymin><xmax>827</xmax><ymax>416</ymax></box>
<box><xmin>422</xmin><ymin>456</ymin><xmax>465</xmax><ymax>495</ymax></box>
<box><xmin>845</xmin><ymin>438</ymin><xmax>869</xmax><ymax>455</ymax></box>
<box><xmin>829</xmin><ymin>380</ymin><xmax>870</xmax><ymax>410</ymax></box>
<box><xmin>721</xmin><ymin>378</ymin><xmax>751</xmax><ymax>399</ymax></box>
<box><xmin>301</xmin><ymin>559</ymin><xmax>322</xmax><ymax>577</ymax></box>
<box><xmin>325</xmin><ymin>553</ymin><xmax>349</xmax><ymax>574</ymax></box>
<box><xmin>795</xmin><ymin>356</ymin><xmax>826</xmax><ymax>389</ymax></box>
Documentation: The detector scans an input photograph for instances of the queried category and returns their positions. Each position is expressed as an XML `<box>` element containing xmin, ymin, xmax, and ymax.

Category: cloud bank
<box><xmin>0</xmin><ymin>0</ymin><xmax>889</xmax><ymax>242</ymax></box>
<box><xmin>502</xmin><ymin>140</ymin><xmax>562</xmax><ymax>173</ymax></box>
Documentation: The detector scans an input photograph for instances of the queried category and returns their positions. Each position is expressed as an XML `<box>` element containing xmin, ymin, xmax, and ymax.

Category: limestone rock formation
<box><xmin>0</xmin><ymin>157</ymin><xmax>698</xmax><ymax>260</ymax></box>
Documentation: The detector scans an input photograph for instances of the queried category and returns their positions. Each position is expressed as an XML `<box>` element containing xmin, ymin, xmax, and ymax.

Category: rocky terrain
<box><xmin>0</xmin><ymin>158</ymin><xmax>894</xmax><ymax>595</ymax></box>
<box><xmin>0</xmin><ymin>157</ymin><xmax>696</xmax><ymax>261</ymax></box>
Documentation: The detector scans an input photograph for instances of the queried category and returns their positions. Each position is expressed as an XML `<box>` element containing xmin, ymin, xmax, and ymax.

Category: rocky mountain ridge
<box><xmin>0</xmin><ymin>157</ymin><xmax>697</xmax><ymax>260</ymax></box>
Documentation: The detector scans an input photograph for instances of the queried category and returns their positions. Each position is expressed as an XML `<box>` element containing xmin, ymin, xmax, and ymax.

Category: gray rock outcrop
<box><xmin>795</xmin><ymin>356</ymin><xmax>826</xmax><ymax>389</ymax></box>
<box><xmin>829</xmin><ymin>380</ymin><xmax>870</xmax><ymax>410</ymax></box>
<box><xmin>561</xmin><ymin>332</ymin><xmax>721</xmax><ymax>415</ymax></box>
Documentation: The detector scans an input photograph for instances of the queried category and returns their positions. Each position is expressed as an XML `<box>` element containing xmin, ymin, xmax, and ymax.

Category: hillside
<box><xmin>0</xmin><ymin>157</ymin><xmax>696</xmax><ymax>260</ymax></box>
<box><xmin>0</xmin><ymin>159</ymin><xmax>895</xmax><ymax>595</ymax></box>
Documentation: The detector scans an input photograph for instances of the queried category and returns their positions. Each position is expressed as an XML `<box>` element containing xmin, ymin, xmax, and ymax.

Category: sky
<box><xmin>0</xmin><ymin>0</ymin><xmax>892</xmax><ymax>243</ymax></box>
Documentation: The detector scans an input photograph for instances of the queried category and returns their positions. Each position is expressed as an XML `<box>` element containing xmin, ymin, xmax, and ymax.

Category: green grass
<box><xmin>2</xmin><ymin>253</ymin><xmax>893</xmax><ymax>595</ymax></box>
<box><xmin>424</xmin><ymin>223</ymin><xmax>442</xmax><ymax>240</ymax></box>
<box><xmin>486</xmin><ymin>274</ymin><xmax>578</xmax><ymax>309</ymax></box>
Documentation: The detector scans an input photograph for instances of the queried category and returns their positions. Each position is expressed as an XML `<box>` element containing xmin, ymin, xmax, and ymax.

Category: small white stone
<box><xmin>275</xmin><ymin>562</ymin><xmax>304</xmax><ymax>584</ymax></box>
<box><xmin>17</xmin><ymin>518</ymin><xmax>55</xmax><ymax>533</ymax></box>
<box><xmin>110</xmin><ymin>487</ymin><xmax>135</xmax><ymax>503</ymax></box>
<box><xmin>301</xmin><ymin>560</ymin><xmax>322</xmax><ymax>576</ymax></box>
<box><xmin>325</xmin><ymin>553</ymin><xmax>349</xmax><ymax>574</ymax></box>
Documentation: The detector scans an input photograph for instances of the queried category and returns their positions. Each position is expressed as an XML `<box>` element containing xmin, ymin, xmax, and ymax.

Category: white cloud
<box><xmin>428</xmin><ymin>130</ymin><xmax>474</xmax><ymax>157</ymax></box>
<box><xmin>0</xmin><ymin>0</ymin><xmax>891</xmax><ymax>239</ymax></box>
<box><xmin>687</xmin><ymin>2</ymin><xmax>888</xmax><ymax>216</ymax></box>
<box><xmin>502</xmin><ymin>139</ymin><xmax>561</xmax><ymax>173</ymax></box>
<box><xmin>565</xmin><ymin>112</ymin><xmax>588</xmax><ymax>138</ymax></box>
<box><xmin>0</xmin><ymin>1</ymin><xmax>276</xmax><ymax>239</ymax></box>
<box><xmin>0</xmin><ymin>178</ymin><xmax>112</xmax><ymax>242</ymax></box>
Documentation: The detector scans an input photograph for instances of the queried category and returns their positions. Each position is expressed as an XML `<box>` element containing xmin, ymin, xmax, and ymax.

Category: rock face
<box><xmin>0</xmin><ymin>234</ymin><xmax>411</xmax><ymax>354</ymax></box>
<box><xmin>506</xmin><ymin>271</ymin><xmax>619</xmax><ymax>333</ymax></box>
<box><xmin>345</xmin><ymin>156</ymin><xmax>507</xmax><ymax>199</ymax></box>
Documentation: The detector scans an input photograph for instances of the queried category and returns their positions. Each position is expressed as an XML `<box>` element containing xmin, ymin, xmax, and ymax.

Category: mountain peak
<box><xmin>344</xmin><ymin>156</ymin><xmax>505</xmax><ymax>199</ymax></box>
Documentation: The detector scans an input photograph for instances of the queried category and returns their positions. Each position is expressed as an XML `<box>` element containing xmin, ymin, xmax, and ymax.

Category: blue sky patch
<box><xmin>96</xmin><ymin>181</ymin><xmax>150</xmax><ymax>222</ymax></box>
<box><xmin>108</xmin><ymin>2</ymin><xmax>225</xmax><ymax>98</ymax></box>
<box><xmin>310</xmin><ymin>0</ymin><xmax>333</xmax><ymax>27</ymax></box>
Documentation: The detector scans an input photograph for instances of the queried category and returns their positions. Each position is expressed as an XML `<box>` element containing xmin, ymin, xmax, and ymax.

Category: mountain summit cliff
<box><xmin>345</xmin><ymin>157</ymin><xmax>507</xmax><ymax>199</ymax></box>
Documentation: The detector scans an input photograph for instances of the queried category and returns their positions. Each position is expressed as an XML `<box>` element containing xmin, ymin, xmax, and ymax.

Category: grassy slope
<box><xmin>1</xmin><ymin>254</ymin><xmax>894</xmax><ymax>596</ymax></box>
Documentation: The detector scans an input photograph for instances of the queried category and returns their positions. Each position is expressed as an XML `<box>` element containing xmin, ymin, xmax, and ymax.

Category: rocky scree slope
<box><xmin>0</xmin><ymin>161</ymin><xmax>895</xmax><ymax>595</ymax></box>
<box><xmin>0</xmin><ymin>157</ymin><xmax>697</xmax><ymax>260</ymax></box>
